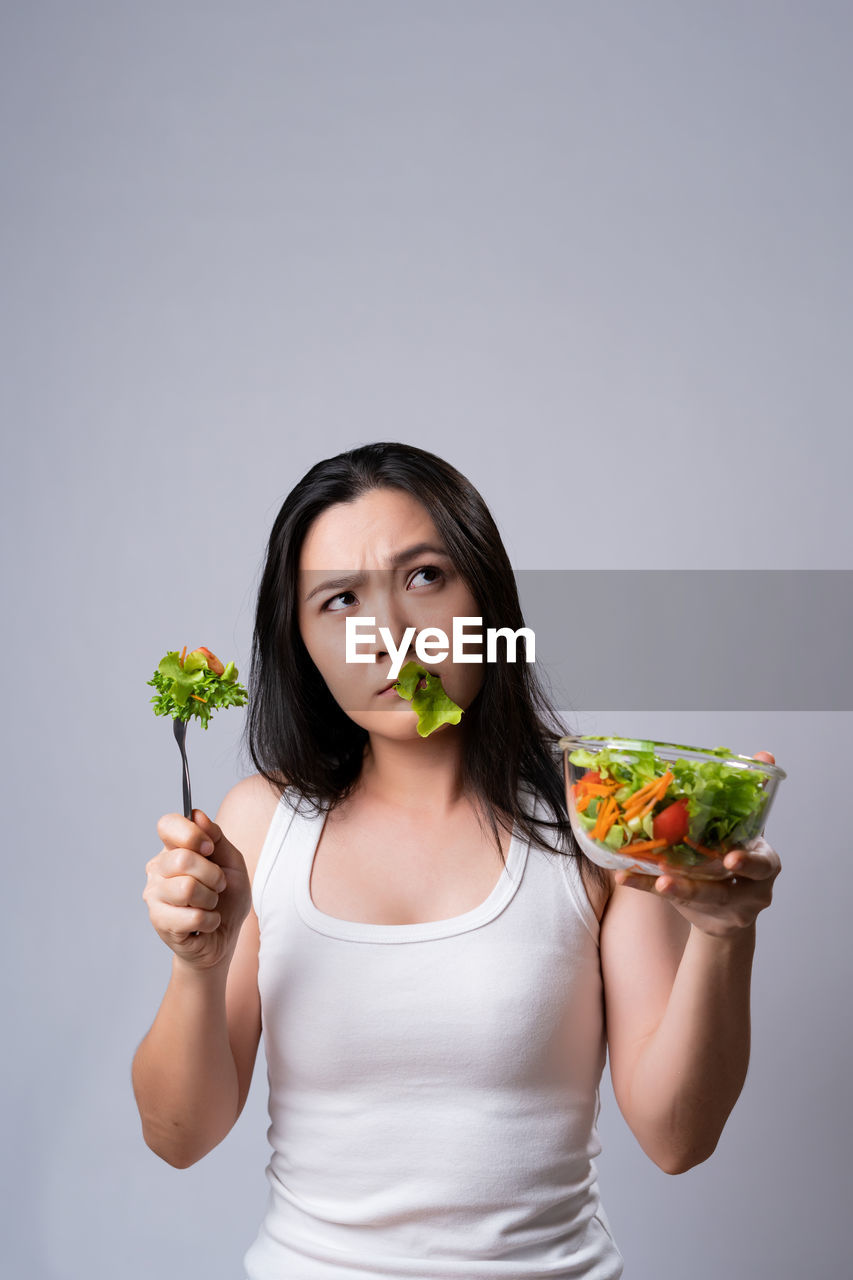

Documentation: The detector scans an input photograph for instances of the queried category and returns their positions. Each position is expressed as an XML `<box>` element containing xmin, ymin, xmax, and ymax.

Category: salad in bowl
<box><xmin>559</xmin><ymin>736</ymin><xmax>786</xmax><ymax>880</ymax></box>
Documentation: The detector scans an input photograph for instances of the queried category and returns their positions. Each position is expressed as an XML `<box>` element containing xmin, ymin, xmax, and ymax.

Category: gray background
<box><xmin>2</xmin><ymin>2</ymin><xmax>851</xmax><ymax>1277</ymax></box>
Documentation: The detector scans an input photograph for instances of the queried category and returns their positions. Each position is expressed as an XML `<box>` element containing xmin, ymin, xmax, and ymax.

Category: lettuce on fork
<box><xmin>393</xmin><ymin>660</ymin><xmax>464</xmax><ymax>738</ymax></box>
<box><xmin>148</xmin><ymin>646</ymin><xmax>248</xmax><ymax>730</ymax></box>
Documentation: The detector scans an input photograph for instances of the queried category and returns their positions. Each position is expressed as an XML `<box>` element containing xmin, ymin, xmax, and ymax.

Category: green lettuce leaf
<box><xmin>393</xmin><ymin>660</ymin><xmax>464</xmax><ymax>738</ymax></box>
<box><xmin>147</xmin><ymin>649</ymin><xmax>248</xmax><ymax>730</ymax></box>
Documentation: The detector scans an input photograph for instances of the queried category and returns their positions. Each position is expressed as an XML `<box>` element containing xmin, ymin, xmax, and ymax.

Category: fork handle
<box><xmin>172</xmin><ymin>716</ymin><xmax>199</xmax><ymax>935</ymax></box>
<box><xmin>173</xmin><ymin>717</ymin><xmax>193</xmax><ymax>819</ymax></box>
<box><xmin>180</xmin><ymin>752</ymin><xmax>193</xmax><ymax>820</ymax></box>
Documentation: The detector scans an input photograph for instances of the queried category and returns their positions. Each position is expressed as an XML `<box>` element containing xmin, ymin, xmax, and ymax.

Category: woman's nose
<box><xmin>368</xmin><ymin>586</ymin><xmax>415</xmax><ymax>651</ymax></box>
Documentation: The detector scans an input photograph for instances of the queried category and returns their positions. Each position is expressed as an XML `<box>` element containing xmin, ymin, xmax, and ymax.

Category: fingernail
<box><xmin>202</xmin><ymin>840</ymin><xmax>214</xmax><ymax>855</ymax></box>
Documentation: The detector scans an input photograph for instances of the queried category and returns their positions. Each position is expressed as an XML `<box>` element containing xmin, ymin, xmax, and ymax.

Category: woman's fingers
<box><xmin>154</xmin><ymin>902</ymin><xmax>222</xmax><ymax>937</ymax></box>
<box><xmin>724</xmin><ymin>836</ymin><xmax>780</xmax><ymax>881</ymax></box>
<box><xmin>153</xmin><ymin>845</ymin><xmax>228</xmax><ymax>893</ymax></box>
<box><xmin>650</xmin><ymin>874</ymin><xmax>756</xmax><ymax>904</ymax></box>
<box><xmin>617</xmin><ymin>845</ymin><xmax>779</xmax><ymax>901</ymax></box>
<box><xmin>615</xmin><ymin>872</ymin><xmax>741</xmax><ymax>901</ymax></box>
<box><xmin>157</xmin><ymin>873</ymin><xmax>222</xmax><ymax>912</ymax></box>
<box><xmin>145</xmin><ymin>811</ymin><xmax>252</xmax><ymax>969</ymax></box>
<box><xmin>614</xmin><ymin>872</ymin><xmax>656</xmax><ymax>891</ymax></box>
<box><xmin>156</xmin><ymin>810</ymin><xmax>217</xmax><ymax>856</ymax></box>
<box><xmin>616</xmin><ymin>837</ymin><xmax>780</xmax><ymax>893</ymax></box>
<box><xmin>616</xmin><ymin>838</ymin><xmax>780</xmax><ymax>940</ymax></box>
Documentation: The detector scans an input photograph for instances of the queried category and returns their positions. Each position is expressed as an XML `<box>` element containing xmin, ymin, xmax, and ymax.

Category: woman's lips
<box><xmin>376</xmin><ymin>675</ymin><xmax>429</xmax><ymax>696</ymax></box>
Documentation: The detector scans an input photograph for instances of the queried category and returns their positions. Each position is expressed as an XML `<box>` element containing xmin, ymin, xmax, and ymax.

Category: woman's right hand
<box><xmin>144</xmin><ymin>808</ymin><xmax>252</xmax><ymax>970</ymax></box>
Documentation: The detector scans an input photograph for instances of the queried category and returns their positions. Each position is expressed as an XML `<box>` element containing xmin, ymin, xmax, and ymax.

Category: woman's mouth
<box><xmin>376</xmin><ymin>676</ymin><xmax>429</xmax><ymax>696</ymax></box>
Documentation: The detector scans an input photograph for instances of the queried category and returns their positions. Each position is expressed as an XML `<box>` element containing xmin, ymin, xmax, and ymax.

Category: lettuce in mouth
<box><xmin>393</xmin><ymin>660</ymin><xmax>463</xmax><ymax>738</ymax></box>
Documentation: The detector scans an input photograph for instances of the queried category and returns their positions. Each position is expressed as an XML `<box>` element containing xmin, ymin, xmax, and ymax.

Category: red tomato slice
<box><xmin>652</xmin><ymin>796</ymin><xmax>690</xmax><ymax>844</ymax></box>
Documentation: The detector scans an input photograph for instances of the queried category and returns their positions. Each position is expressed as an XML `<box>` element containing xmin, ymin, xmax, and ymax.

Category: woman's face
<box><xmin>297</xmin><ymin>487</ymin><xmax>485</xmax><ymax>739</ymax></box>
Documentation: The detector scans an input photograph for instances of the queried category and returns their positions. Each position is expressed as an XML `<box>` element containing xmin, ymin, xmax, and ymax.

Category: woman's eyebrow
<box><xmin>302</xmin><ymin>543</ymin><xmax>450</xmax><ymax>602</ymax></box>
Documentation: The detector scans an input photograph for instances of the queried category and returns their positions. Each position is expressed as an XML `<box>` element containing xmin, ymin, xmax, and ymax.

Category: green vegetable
<box><xmin>569</xmin><ymin>741</ymin><xmax>771</xmax><ymax>856</ymax></box>
<box><xmin>393</xmin><ymin>660</ymin><xmax>463</xmax><ymax>738</ymax></box>
<box><xmin>148</xmin><ymin>649</ymin><xmax>248</xmax><ymax>730</ymax></box>
<box><xmin>670</xmin><ymin>756</ymin><xmax>770</xmax><ymax>849</ymax></box>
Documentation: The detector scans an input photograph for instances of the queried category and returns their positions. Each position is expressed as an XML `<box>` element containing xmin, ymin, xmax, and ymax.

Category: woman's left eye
<box><xmin>409</xmin><ymin>565</ymin><xmax>444</xmax><ymax>588</ymax></box>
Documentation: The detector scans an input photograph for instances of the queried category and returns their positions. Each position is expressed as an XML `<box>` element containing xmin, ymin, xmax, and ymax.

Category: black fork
<box><xmin>172</xmin><ymin>716</ymin><xmax>193</xmax><ymax>819</ymax></box>
<box><xmin>173</xmin><ymin>715</ymin><xmax>201</xmax><ymax>935</ymax></box>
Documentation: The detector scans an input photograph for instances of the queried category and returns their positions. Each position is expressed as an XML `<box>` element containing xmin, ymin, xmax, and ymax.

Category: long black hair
<box><xmin>240</xmin><ymin>441</ymin><xmax>605</xmax><ymax>891</ymax></box>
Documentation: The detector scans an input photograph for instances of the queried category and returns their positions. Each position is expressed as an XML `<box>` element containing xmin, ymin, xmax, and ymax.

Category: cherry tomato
<box><xmin>572</xmin><ymin>769</ymin><xmax>601</xmax><ymax>796</ymax></box>
<box><xmin>652</xmin><ymin>796</ymin><xmax>690</xmax><ymax>844</ymax></box>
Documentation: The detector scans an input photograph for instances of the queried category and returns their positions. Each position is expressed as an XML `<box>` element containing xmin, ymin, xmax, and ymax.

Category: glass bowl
<box><xmin>559</xmin><ymin>735</ymin><xmax>786</xmax><ymax>880</ymax></box>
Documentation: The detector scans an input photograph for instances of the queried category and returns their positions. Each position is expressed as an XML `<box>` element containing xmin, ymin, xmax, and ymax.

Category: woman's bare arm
<box><xmin>600</xmin><ymin>828</ymin><xmax>779</xmax><ymax>1174</ymax></box>
<box><xmin>620</xmin><ymin>918</ymin><xmax>755</xmax><ymax>1173</ymax></box>
<box><xmin>601</xmin><ymin>880</ymin><xmax>756</xmax><ymax>1175</ymax></box>
<box><xmin>131</xmin><ymin>775</ymin><xmax>277</xmax><ymax>1168</ymax></box>
<box><xmin>132</xmin><ymin>951</ymin><xmax>246</xmax><ymax>1168</ymax></box>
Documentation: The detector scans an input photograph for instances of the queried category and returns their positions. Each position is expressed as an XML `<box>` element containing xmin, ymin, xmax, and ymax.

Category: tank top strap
<box><xmin>251</xmin><ymin>788</ymin><xmax>326</xmax><ymax>919</ymax></box>
<box><xmin>526</xmin><ymin>786</ymin><xmax>601</xmax><ymax>945</ymax></box>
<box><xmin>559</xmin><ymin>843</ymin><xmax>601</xmax><ymax>944</ymax></box>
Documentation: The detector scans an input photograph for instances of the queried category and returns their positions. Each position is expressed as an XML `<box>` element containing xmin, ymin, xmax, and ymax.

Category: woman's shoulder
<box><xmin>230</xmin><ymin>770</ymin><xmax>283</xmax><ymax>801</ymax></box>
<box><xmin>226</xmin><ymin>771</ymin><xmax>284</xmax><ymax>819</ymax></box>
<box><xmin>218</xmin><ymin>773</ymin><xmax>286</xmax><ymax>882</ymax></box>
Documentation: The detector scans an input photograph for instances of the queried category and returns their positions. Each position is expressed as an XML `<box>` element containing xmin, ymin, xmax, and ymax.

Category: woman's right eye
<box><xmin>322</xmin><ymin>591</ymin><xmax>357</xmax><ymax>612</ymax></box>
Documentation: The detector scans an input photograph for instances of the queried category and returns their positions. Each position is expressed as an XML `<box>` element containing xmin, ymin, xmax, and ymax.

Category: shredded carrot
<box><xmin>589</xmin><ymin>797</ymin><xmax>606</xmax><ymax>838</ymax></box>
<box><xmin>617</xmin><ymin>839</ymin><xmax>671</xmax><ymax>860</ymax></box>
<box><xmin>685</xmin><ymin>837</ymin><xmax>719</xmax><ymax>859</ymax></box>
<box><xmin>589</xmin><ymin>798</ymin><xmax>607</xmax><ymax>839</ymax></box>
<box><xmin>617</xmin><ymin>838</ymin><xmax>670</xmax><ymax>854</ymax></box>
<box><xmin>621</xmin><ymin>781</ymin><xmax>664</xmax><ymax>814</ymax></box>
<box><xmin>179</xmin><ymin>645</ymin><xmax>187</xmax><ymax>667</ymax></box>
<box><xmin>622</xmin><ymin>795</ymin><xmax>661</xmax><ymax>824</ymax></box>
<box><xmin>577</xmin><ymin>782</ymin><xmax>621</xmax><ymax>798</ymax></box>
<box><xmin>627</xmin><ymin>776</ymin><xmax>660</xmax><ymax>799</ymax></box>
<box><xmin>190</xmin><ymin>694</ymin><xmax>207</xmax><ymax>703</ymax></box>
<box><xmin>574</xmin><ymin>773</ymin><xmax>620</xmax><ymax>791</ymax></box>
<box><xmin>622</xmin><ymin>772</ymin><xmax>674</xmax><ymax>821</ymax></box>
<box><xmin>577</xmin><ymin>795</ymin><xmax>592</xmax><ymax>812</ymax></box>
<box><xmin>591</xmin><ymin>795</ymin><xmax>620</xmax><ymax>840</ymax></box>
<box><xmin>626</xmin><ymin>770</ymin><xmax>671</xmax><ymax>799</ymax></box>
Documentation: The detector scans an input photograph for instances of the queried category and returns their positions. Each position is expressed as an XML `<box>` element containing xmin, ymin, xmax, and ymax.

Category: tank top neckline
<box><xmin>292</xmin><ymin>795</ymin><xmax>532</xmax><ymax>944</ymax></box>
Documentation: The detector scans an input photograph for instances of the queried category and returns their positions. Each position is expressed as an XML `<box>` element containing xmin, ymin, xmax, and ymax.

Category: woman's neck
<box><xmin>356</xmin><ymin>730</ymin><xmax>469</xmax><ymax>817</ymax></box>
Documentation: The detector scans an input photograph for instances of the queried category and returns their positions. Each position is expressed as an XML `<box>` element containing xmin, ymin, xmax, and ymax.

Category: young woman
<box><xmin>133</xmin><ymin>442</ymin><xmax>782</xmax><ymax>1280</ymax></box>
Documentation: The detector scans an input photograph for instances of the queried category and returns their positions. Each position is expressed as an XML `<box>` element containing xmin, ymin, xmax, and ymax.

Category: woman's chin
<box><xmin>361</xmin><ymin>706</ymin><xmax>436</xmax><ymax>740</ymax></box>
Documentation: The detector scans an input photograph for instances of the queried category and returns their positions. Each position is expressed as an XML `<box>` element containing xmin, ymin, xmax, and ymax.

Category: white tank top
<box><xmin>243</xmin><ymin>785</ymin><xmax>624</xmax><ymax>1280</ymax></box>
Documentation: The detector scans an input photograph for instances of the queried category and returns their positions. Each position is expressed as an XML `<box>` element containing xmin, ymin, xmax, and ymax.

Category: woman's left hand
<box><xmin>614</xmin><ymin>751</ymin><xmax>783</xmax><ymax>939</ymax></box>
